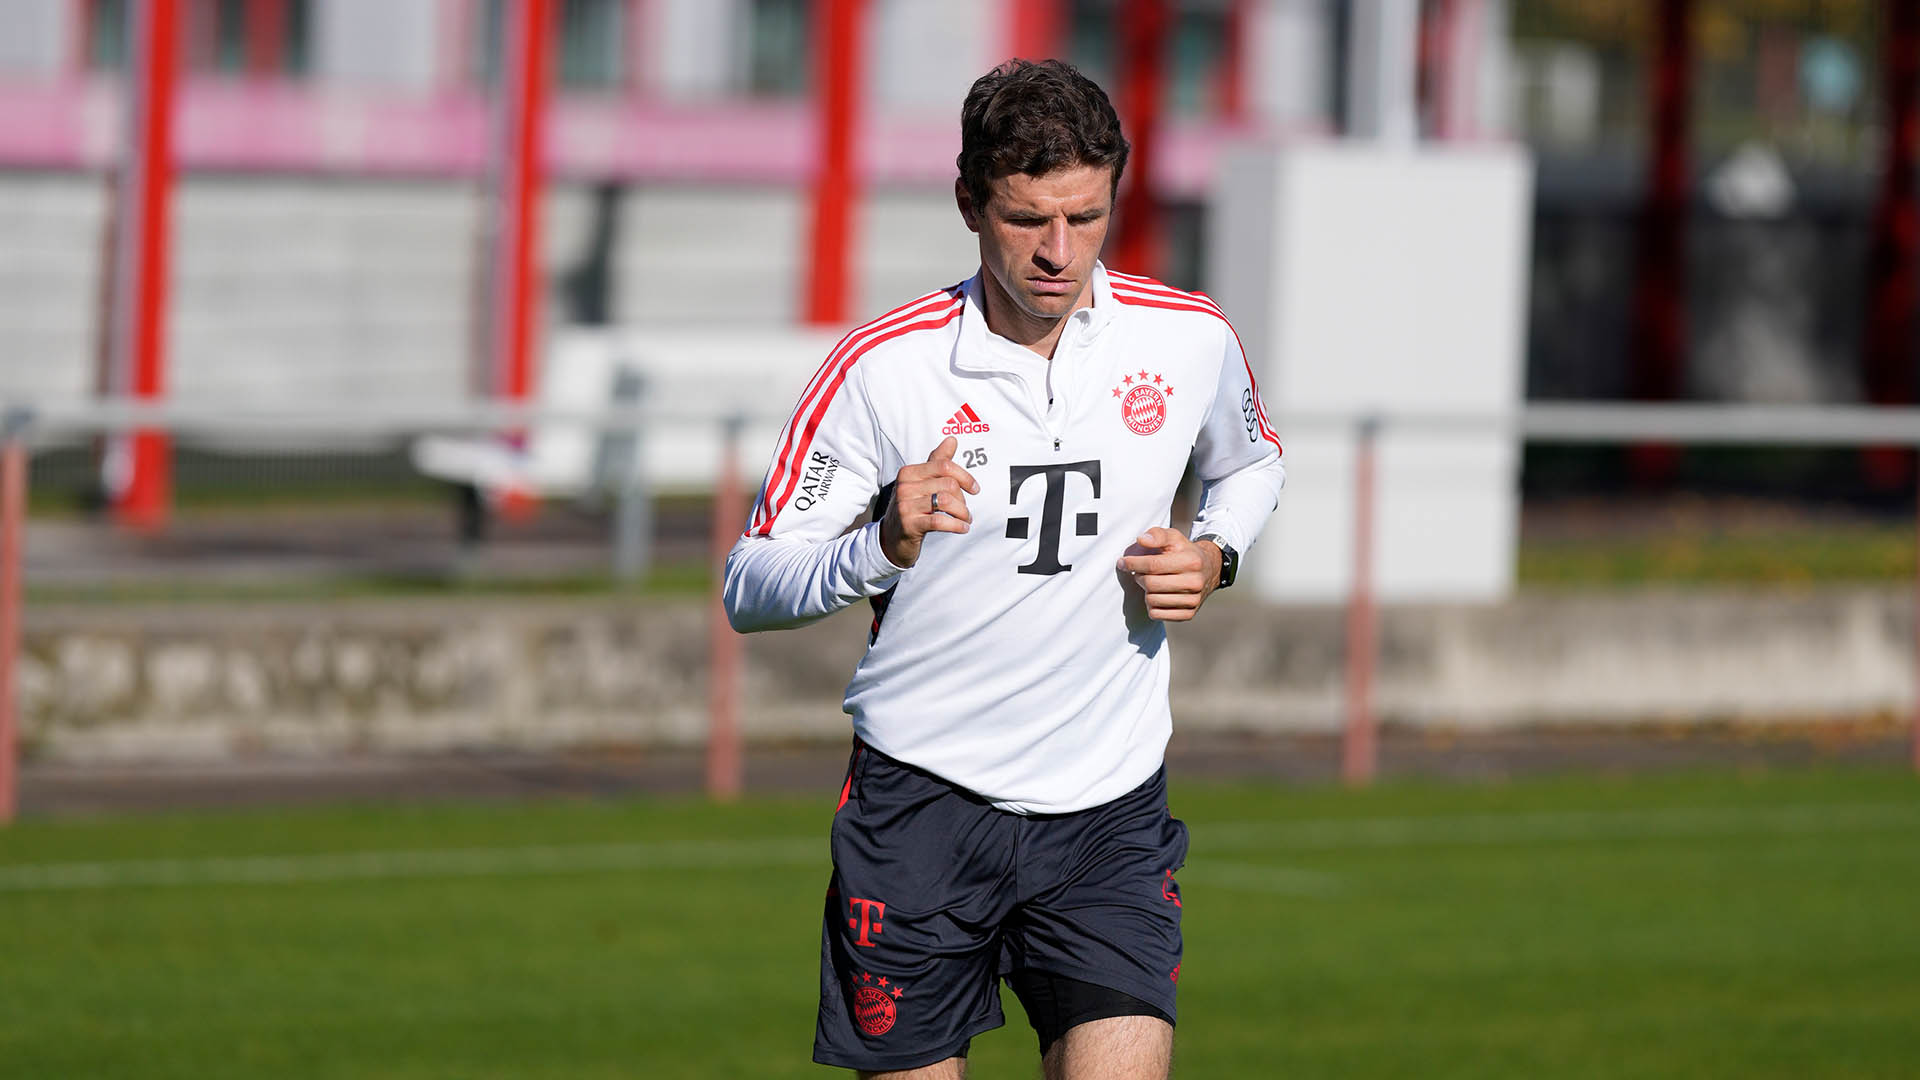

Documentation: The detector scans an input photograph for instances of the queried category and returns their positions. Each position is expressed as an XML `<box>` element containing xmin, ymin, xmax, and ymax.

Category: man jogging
<box><xmin>725</xmin><ymin>59</ymin><xmax>1284</xmax><ymax>1080</ymax></box>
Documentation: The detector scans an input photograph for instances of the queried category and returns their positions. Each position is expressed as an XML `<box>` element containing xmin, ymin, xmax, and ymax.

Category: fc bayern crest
<box><xmin>1113</xmin><ymin>369</ymin><xmax>1172</xmax><ymax>435</ymax></box>
<box><xmin>850</xmin><ymin>972</ymin><xmax>903</xmax><ymax>1036</ymax></box>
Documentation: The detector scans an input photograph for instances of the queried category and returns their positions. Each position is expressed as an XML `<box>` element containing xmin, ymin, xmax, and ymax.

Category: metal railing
<box><xmin>4</xmin><ymin>398</ymin><xmax>1920</xmax><ymax>820</ymax></box>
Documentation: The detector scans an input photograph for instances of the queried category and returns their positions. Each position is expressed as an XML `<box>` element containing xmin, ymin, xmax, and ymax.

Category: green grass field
<box><xmin>2</xmin><ymin>768</ymin><xmax>1917</xmax><ymax>1078</ymax></box>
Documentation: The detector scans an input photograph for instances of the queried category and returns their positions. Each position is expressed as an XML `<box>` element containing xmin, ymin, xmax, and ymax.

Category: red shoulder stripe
<box><xmin>749</xmin><ymin>288</ymin><xmax>960</xmax><ymax>533</ymax></box>
<box><xmin>1111</xmin><ymin>287</ymin><xmax>1281</xmax><ymax>450</ymax></box>
<box><xmin>751</xmin><ymin>296</ymin><xmax>966</xmax><ymax>536</ymax></box>
<box><xmin>751</xmin><ymin>287</ymin><xmax>959</xmax><ymax>532</ymax></box>
<box><xmin>1107</xmin><ymin>272</ymin><xmax>1227</xmax><ymax>316</ymax></box>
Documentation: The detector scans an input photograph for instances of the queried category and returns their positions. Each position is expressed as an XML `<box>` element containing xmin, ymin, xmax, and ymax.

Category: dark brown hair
<box><xmin>957</xmin><ymin>59</ymin><xmax>1130</xmax><ymax>212</ymax></box>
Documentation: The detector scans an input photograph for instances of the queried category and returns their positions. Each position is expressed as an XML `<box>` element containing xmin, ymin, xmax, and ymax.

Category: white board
<box><xmin>1207</xmin><ymin>143</ymin><xmax>1534</xmax><ymax>601</ymax></box>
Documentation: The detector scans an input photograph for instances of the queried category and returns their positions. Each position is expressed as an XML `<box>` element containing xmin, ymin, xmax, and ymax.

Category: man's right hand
<box><xmin>880</xmin><ymin>435</ymin><xmax>980</xmax><ymax>568</ymax></box>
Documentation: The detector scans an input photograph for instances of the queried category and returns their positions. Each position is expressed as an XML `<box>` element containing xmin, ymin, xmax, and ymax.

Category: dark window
<box><xmin>480</xmin><ymin>0</ymin><xmax>629</xmax><ymax>90</ymax></box>
<box><xmin>1167</xmin><ymin>5</ymin><xmax>1232</xmax><ymax>117</ymax></box>
<box><xmin>1510</xmin><ymin>0</ymin><xmax>1878</xmax><ymax>166</ymax></box>
<box><xmin>746</xmin><ymin>0</ymin><xmax>811</xmax><ymax>97</ymax></box>
<box><xmin>85</xmin><ymin>0</ymin><xmax>129</xmax><ymax>71</ymax></box>
<box><xmin>184</xmin><ymin>0</ymin><xmax>310</xmax><ymax>77</ymax></box>
<box><xmin>557</xmin><ymin>0</ymin><xmax>626</xmax><ymax>90</ymax></box>
<box><xmin>1067</xmin><ymin>0</ymin><xmax>1236</xmax><ymax>119</ymax></box>
<box><xmin>86</xmin><ymin>0</ymin><xmax>308</xmax><ymax>77</ymax></box>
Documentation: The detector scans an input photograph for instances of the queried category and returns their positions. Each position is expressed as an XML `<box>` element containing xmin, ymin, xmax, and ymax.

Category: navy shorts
<box><xmin>813</xmin><ymin>743</ymin><xmax>1188</xmax><ymax>1072</ymax></box>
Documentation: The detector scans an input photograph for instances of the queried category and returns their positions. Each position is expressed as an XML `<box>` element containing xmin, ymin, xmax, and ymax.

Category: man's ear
<box><xmin>955</xmin><ymin>178</ymin><xmax>981</xmax><ymax>233</ymax></box>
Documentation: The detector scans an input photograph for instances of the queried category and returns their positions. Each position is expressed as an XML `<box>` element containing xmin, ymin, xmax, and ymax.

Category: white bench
<box><xmin>411</xmin><ymin>326</ymin><xmax>847</xmax><ymax>500</ymax></box>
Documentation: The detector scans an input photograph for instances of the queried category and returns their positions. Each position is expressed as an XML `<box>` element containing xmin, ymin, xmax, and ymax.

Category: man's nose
<box><xmin>1036</xmin><ymin>219</ymin><xmax>1070</xmax><ymax>270</ymax></box>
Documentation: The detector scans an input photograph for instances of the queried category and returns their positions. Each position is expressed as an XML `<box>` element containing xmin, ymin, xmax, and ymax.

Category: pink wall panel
<box><xmin>0</xmin><ymin>77</ymin><xmax>1246</xmax><ymax>196</ymax></box>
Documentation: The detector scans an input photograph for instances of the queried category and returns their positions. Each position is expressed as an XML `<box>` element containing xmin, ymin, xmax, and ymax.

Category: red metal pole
<box><xmin>481</xmin><ymin>0</ymin><xmax>552</xmax><ymax>520</ymax></box>
<box><xmin>1342</xmin><ymin>418</ymin><xmax>1380</xmax><ymax>787</ymax></box>
<box><xmin>1112</xmin><ymin>0</ymin><xmax>1169</xmax><ymax>277</ymax></box>
<box><xmin>1627</xmin><ymin>0</ymin><xmax>1690</xmax><ymax>486</ymax></box>
<box><xmin>0</xmin><ymin>423</ymin><xmax>25</xmax><ymax>824</ymax></box>
<box><xmin>1217</xmin><ymin>0</ymin><xmax>1248</xmax><ymax>124</ymax></box>
<box><xmin>72</xmin><ymin>0</ymin><xmax>95</xmax><ymax>71</ymax></box>
<box><xmin>244</xmin><ymin>0</ymin><xmax>287</xmax><ymax>77</ymax></box>
<box><xmin>625</xmin><ymin>0</ymin><xmax>655</xmax><ymax>94</ymax></box>
<box><xmin>1864</xmin><ymin>0</ymin><xmax>1920</xmax><ymax>491</ymax></box>
<box><xmin>494</xmin><ymin>0</ymin><xmax>552</xmax><ymax>407</ymax></box>
<box><xmin>1913</xmin><ymin>464</ymin><xmax>1920</xmax><ymax>777</ymax></box>
<box><xmin>707</xmin><ymin>418</ymin><xmax>746</xmax><ymax>801</ymax></box>
<box><xmin>1006</xmin><ymin>0</ymin><xmax>1065</xmax><ymax>61</ymax></box>
<box><xmin>804</xmin><ymin>0</ymin><xmax>867</xmax><ymax>325</ymax></box>
<box><xmin>1425</xmin><ymin>0</ymin><xmax>1479</xmax><ymax>141</ymax></box>
<box><xmin>109</xmin><ymin>0</ymin><xmax>181</xmax><ymax>532</ymax></box>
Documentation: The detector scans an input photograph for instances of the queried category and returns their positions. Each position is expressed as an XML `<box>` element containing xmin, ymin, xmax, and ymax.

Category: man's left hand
<box><xmin>1118</xmin><ymin>527</ymin><xmax>1223</xmax><ymax>623</ymax></box>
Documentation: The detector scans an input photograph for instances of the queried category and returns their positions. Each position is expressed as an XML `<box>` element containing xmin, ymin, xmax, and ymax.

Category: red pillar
<box><xmin>804</xmin><ymin>0</ymin><xmax>867</xmax><ymax>325</ymax></box>
<box><xmin>243</xmin><ymin>0</ymin><xmax>288</xmax><ymax>77</ymax></box>
<box><xmin>707</xmin><ymin>420</ymin><xmax>746</xmax><ymax>801</ymax></box>
<box><xmin>1007</xmin><ymin>0</ymin><xmax>1065</xmax><ymax>61</ymax></box>
<box><xmin>1217</xmin><ymin>0</ymin><xmax>1248</xmax><ymax>124</ymax></box>
<box><xmin>0</xmin><ymin>430</ymin><xmax>23</xmax><ymax>824</ymax></box>
<box><xmin>106</xmin><ymin>0</ymin><xmax>182</xmax><ymax>531</ymax></box>
<box><xmin>1423</xmin><ymin>0</ymin><xmax>1480</xmax><ymax>141</ymax></box>
<box><xmin>1864</xmin><ymin>0</ymin><xmax>1920</xmax><ymax>489</ymax></box>
<box><xmin>491</xmin><ymin>0</ymin><xmax>553</xmax><ymax>409</ymax></box>
<box><xmin>1342</xmin><ymin>419</ymin><xmax>1380</xmax><ymax>788</ymax></box>
<box><xmin>1111</xmin><ymin>0</ymin><xmax>1169</xmax><ymax>278</ymax></box>
<box><xmin>1627</xmin><ymin>0</ymin><xmax>1691</xmax><ymax>483</ymax></box>
<box><xmin>1912</xmin><ymin>465</ymin><xmax>1920</xmax><ymax>776</ymax></box>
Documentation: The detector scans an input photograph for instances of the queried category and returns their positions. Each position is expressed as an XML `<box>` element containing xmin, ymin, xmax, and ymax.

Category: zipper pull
<box><xmin>1052</xmin><ymin>437</ymin><xmax>1061</xmax><ymax>451</ymax></box>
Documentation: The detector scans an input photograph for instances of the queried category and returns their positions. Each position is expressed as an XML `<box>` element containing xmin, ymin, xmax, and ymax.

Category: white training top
<box><xmin>724</xmin><ymin>264</ymin><xmax>1285</xmax><ymax>813</ymax></box>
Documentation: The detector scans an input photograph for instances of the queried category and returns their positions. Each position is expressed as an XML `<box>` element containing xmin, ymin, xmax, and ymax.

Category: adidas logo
<box><xmin>941</xmin><ymin>403</ymin><xmax>991</xmax><ymax>435</ymax></box>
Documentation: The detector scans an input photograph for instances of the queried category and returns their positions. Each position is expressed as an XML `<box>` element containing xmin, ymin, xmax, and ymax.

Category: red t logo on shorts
<box><xmin>847</xmin><ymin>897</ymin><xmax>886</xmax><ymax>946</ymax></box>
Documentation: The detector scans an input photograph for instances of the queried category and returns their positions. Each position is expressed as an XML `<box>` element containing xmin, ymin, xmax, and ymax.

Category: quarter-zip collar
<box><xmin>953</xmin><ymin>262</ymin><xmax>1118</xmax><ymax>376</ymax></box>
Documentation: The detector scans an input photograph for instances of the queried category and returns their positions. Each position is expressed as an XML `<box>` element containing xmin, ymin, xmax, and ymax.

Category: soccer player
<box><xmin>724</xmin><ymin>59</ymin><xmax>1284</xmax><ymax>1080</ymax></box>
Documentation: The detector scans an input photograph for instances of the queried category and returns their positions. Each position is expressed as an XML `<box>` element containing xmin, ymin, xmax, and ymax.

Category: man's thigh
<box><xmin>814</xmin><ymin>747</ymin><xmax>1016</xmax><ymax>1074</ymax></box>
<box><xmin>1004</xmin><ymin>765</ymin><xmax>1189</xmax><ymax>1032</ymax></box>
<box><xmin>1043</xmin><ymin>1015</ymin><xmax>1173</xmax><ymax>1080</ymax></box>
<box><xmin>857</xmin><ymin>1058</ymin><xmax>969</xmax><ymax>1080</ymax></box>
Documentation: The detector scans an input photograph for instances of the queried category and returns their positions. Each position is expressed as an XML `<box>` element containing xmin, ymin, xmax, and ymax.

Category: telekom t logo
<box><xmin>1005</xmin><ymin>460</ymin><xmax>1102</xmax><ymax>576</ymax></box>
<box><xmin>847</xmin><ymin>897</ymin><xmax>886</xmax><ymax>947</ymax></box>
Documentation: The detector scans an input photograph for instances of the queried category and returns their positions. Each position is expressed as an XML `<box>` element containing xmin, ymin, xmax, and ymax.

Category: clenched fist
<box><xmin>880</xmin><ymin>436</ymin><xmax>981</xmax><ymax>568</ymax></box>
<box><xmin>1118</xmin><ymin>527</ymin><xmax>1224</xmax><ymax>622</ymax></box>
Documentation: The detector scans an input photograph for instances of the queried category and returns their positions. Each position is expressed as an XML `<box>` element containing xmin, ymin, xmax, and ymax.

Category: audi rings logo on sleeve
<box><xmin>1112</xmin><ymin>370</ymin><xmax>1171</xmax><ymax>435</ymax></box>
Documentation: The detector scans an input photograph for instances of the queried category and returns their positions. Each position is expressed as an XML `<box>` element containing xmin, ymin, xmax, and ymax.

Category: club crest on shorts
<box><xmin>850</xmin><ymin>970</ymin><xmax>904</xmax><ymax>1036</ymax></box>
<box><xmin>1112</xmin><ymin>369</ymin><xmax>1171</xmax><ymax>435</ymax></box>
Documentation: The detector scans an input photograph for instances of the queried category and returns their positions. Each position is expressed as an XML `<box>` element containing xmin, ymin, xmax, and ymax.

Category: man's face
<box><xmin>957</xmin><ymin>164</ymin><xmax>1114</xmax><ymax>332</ymax></box>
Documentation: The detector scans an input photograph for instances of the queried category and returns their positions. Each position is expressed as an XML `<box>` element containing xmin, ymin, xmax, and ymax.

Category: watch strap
<box><xmin>1195</xmin><ymin>534</ymin><xmax>1238</xmax><ymax>590</ymax></box>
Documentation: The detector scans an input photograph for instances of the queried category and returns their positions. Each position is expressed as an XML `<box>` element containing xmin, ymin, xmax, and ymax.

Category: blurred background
<box><xmin>0</xmin><ymin>0</ymin><xmax>1916</xmax><ymax>783</ymax></box>
<box><xmin>2</xmin><ymin>6</ymin><xmax>1919</xmax><ymax>1079</ymax></box>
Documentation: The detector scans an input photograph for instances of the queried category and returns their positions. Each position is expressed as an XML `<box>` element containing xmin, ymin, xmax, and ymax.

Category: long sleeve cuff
<box><xmin>723</xmin><ymin>522</ymin><xmax>906</xmax><ymax>633</ymax></box>
<box><xmin>856</xmin><ymin>520</ymin><xmax>911</xmax><ymax>587</ymax></box>
<box><xmin>1191</xmin><ymin>458</ymin><xmax>1286</xmax><ymax>555</ymax></box>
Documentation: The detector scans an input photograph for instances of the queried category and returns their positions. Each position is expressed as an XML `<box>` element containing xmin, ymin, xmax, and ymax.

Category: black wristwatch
<box><xmin>1195</xmin><ymin>534</ymin><xmax>1238</xmax><ymax>590</ymax></box>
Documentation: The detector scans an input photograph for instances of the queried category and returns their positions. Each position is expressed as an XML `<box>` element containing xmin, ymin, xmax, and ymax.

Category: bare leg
<box><xmin>1042</xmin><ymin>1015</ymin><xmax>1173</xmax><ymax>1080</ymax></box>
<box><xmin>858</xmin><ymin>1058</ymin><xmax>967</xmax><ymax>1080</ymax></box>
